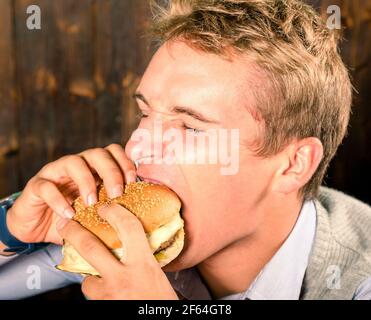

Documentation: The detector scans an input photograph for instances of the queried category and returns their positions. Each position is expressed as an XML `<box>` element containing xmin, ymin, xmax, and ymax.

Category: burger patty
<box><xmin>155</xmin><ymin>231</ymin><xmax>179</xmax><ymax>254</ymax></box>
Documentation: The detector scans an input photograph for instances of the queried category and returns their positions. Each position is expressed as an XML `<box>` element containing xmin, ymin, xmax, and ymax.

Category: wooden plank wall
<box><xmin>0</xmin><ymin>0</ymin><xmax>370</xmax><ymax>204</ymax></box>
<box><xmin>0</xmin><ymin>0</ymin><xmax>19</xmax><ymax>197</ymax></box>
<box><xmin>0</xmin><ymin>0</ymin><xmax>151</xmax><ymax>198</ymax></box>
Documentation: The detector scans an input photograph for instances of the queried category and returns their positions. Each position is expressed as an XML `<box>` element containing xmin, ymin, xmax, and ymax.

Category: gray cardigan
<box><xmin>301</xmin><ymin>187</ymin><xmax>371</xmax><ymax>299</ymax></box>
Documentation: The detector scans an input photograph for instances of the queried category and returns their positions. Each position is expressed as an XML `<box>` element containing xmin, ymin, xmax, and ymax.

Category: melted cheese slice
<box><xmin>147</xmin><ymin>215</ymin><xmax>184</xmax><ymax>253</ymax></box>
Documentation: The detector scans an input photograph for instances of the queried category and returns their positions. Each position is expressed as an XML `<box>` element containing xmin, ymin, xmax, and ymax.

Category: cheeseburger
<box><xmin>57</xmin><ymin>182</ymin><xmax>184</xmax><ymax>276</ymax></box>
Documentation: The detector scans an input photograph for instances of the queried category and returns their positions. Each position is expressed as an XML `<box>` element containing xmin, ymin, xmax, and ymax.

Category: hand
<box><xmin>6</xmin><ymin>144</ymin><xmax>137</xmax><ymax>245</ymax></box>
<box><xmin>57</xmin><ymin>203</ymin><xmax>178</xmax><ymax>300</ymax></box>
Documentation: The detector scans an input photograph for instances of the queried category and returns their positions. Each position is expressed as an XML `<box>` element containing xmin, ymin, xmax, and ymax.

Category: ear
<box><xmin>272</xmin><ymin>137</ymin><xmax>323</xmax><ymax>195</ymax></box>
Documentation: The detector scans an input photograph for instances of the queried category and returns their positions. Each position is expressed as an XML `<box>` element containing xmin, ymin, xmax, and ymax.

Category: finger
<box><xmin>57</xmin><ymin>219</ymin><xmax>123</xmax><ymax>277</ymax></box>
<box><xmin>105</xmin><ymin>144</ymin><xmax>137</xmax><ymax>183</ymax></box>
<box><xmin>40</xmin><ymin>155</ymin><xmax>99</xmax><ymax>207</ymax></box>
<box><xmin>79</xmin><ymin>148</ymin><xmax>124</xmax><ymax>199</ymax></box>
<box><xmin>81</xmin><ymin>275</ymin><xmax>104</xmax><ymax>300</ymax></box>
<box><xmin>98</xmin><ymin>203</ymin><xmax>154</xmax><ymax>266</ymax></box>
<box><xmin>32</xmin><ymin>178</ymin><xmax>75</xmax><ymax>219</ymax></box>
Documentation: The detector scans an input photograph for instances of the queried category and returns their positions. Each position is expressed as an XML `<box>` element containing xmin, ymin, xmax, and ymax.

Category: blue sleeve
<box><xmin>0</xmin><ymin>244</ymin><xmax>83</xmax><ymax>299</ymax></box>
<box><xmin>0</xmin><ymin>191</ymin><xmax>22</xmax><ymax>262</ymax></box>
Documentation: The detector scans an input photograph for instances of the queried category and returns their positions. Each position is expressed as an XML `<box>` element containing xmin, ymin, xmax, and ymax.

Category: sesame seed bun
<box><xmin>56</xmin><ymin>182</ymin><xmax>184</xmax><ymax>275</ymax></box>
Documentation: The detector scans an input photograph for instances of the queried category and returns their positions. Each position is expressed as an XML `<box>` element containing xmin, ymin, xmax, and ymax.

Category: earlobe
<box><xmin>272</xmin><ymin>138</ymin><xmax>323</xmax><ymax>195</ymax></box>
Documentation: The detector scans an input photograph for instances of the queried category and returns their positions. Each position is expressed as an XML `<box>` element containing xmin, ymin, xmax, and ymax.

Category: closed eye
<box><xmin>136</xmin><ymin>105</ymin><xmax>204</xmax><ymax>134</ymax></box>
<box><xmin>137</xmin><ymin>110</ymin><xmax>149</xmax><ymax>119</ymax></box>
<box><xmin>182</xmin><ymin>123</ymin><xmax>204</xmax><ymax>134</ymax></box>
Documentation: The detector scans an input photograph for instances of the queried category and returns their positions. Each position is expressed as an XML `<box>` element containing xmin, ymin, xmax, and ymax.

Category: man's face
<box><xmin>125</xmin><ymin>40</ymin><xmax>279</xmax><ymax>271</ymax></box>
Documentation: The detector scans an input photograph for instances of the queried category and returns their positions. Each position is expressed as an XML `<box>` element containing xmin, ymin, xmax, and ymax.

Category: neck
<box><xmin>197</xmin><ymin>193</ymin><xmax>303</xmax><ymax>299</ymax></box>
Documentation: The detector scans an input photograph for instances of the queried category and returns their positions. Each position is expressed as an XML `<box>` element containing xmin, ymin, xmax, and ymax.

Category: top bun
<box><xmin>72</xmin><ymin>182</ymin><xmax>182</xmax><ymax>250</ymax></box>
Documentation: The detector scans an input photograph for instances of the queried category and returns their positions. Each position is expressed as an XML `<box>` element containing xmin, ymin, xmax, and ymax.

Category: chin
<box><xmin>162</xmin><ymin>254</ymin><xmax>194</xmax><ymax>272</ymax></box>
<box><xmin>161</xmin><ymin>237</ymin><xmax>203</xmax><ymax>272</ymax></box>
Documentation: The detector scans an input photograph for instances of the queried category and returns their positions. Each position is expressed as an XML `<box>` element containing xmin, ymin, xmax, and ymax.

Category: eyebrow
<box><xmin>133</xmin><ymin>92</ymin><xmax>149</xmax><ymax>106</ymax></box>
<box><xmin>133</xmin><ymin>92</ymin><xmax>220</xmax><ymax>124</ymax></box>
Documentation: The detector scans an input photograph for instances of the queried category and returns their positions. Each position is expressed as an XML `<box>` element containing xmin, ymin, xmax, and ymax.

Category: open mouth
<box><xmin>136</xmin><ymin>175</ymin><xmax>165</xmax><ymax>186</ymax></box>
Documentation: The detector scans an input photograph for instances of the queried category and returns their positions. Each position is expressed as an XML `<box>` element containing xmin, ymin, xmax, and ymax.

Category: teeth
<box><xmin>135</xmin><ymin>175</ymin><xmax>164</xmax><ymax>185</ymax></box>
<box><xmin>144</xmin><ymin>179</ymin><xmax>162</xmax><ymax>185</ymax></box>
<box><xmin>140</xmin><ymin>177</ymin><xmax>163</xmax><ymax>185</ymax></box>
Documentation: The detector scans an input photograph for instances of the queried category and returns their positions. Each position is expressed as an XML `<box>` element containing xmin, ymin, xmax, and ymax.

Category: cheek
<box><xmin>239</xmin><ymin>155</ymin><xmax>276</xmax><ymax>202</ymax></box>
<box><xmin>179</xmin><ymin>168</ymin><xmax>255</xmax><ymax>246</ymax></box>
<box><xmin>178</xmin><ymin>155</ymin><xmax>274</xmax><ymax>248</ymax></box>
<box><xmin>169</xmin><ymin>155</ymin><xmax>275</xmax><ymax>267</ymax></box>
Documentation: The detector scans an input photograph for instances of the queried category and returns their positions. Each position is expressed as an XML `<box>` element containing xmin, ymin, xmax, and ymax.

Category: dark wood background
<box><xmin>0</xmin><ymin>0</ymin><xmax>370</xmax><ymax>206</ymax></box>
<box><xmin>0</xmin><ymin>0</ymin><xmax>152</xmax><ymax>199</ymax></box>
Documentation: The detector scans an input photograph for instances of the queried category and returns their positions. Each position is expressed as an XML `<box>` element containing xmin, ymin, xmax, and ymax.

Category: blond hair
<box><xmin>149</xmin><ymin>0</ymin><xmax>352</xmax><ymax>199</ymax></box>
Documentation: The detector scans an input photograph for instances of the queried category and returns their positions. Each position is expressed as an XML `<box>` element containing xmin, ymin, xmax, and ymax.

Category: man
<box><xmin>1</xmin><ymin>0</ymin><xmax>371</xmax><ymax>300</ymax></box>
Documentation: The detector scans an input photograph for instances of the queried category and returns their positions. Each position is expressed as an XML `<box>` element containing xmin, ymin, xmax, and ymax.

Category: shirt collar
<box><xmin>166</xmin><ymin>200</ymin><xmax>317</xmax><ymax>300</ymax></box>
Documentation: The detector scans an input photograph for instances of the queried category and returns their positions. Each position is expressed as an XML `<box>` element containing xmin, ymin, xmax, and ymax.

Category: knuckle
<box><xmin>58</xmin><ymin>154</ymin><xmax>72</xmax><ymax>162</ymax></box>
<box><xmin>64</xmin><ymin>154</ymin><xmax>83</xmax><ymax>165</ymax></box>
<box><xmin>106</xmin><ymin>143</ymin><xmax>123</xmax><ymax>151</ymax></box>
<box><xmin>119</xmin><ymin>213</ymin><xmax>142</xmax><ymax>230</ymax></box>
<box><xmin>36</xmin><ymin>179</ymin><xmax>50</xmax><ymax>193</ymax></box>
<box><xmin>57</xmin><ymin>155</ymin><xmax>80</xmax><ymax>170</ymax></box>
<box><xmin>25</xmin><ymin>177</ymin><xmax>41</xmax><ymax>198</ymax></box>
<box><xmin>38</xmin><ymin>161</ymin><xmax>55</xmax><ymax>175</ymax></box>
<box><xmin>81</xmin><ymin>277</ymin><xmax>97</xmax><ymax>295</ymax></box>
<box><xmin>88</xmin><ymin>147</ymin><xmax>106</xmax><ymax>156</ymax></box>
<box><xmin>79</xmin><ymin>235</ymin><xmax>100</xmax><ymax>254</ymax></box>
<box><xmin>26</xmin><ymin>176</ymin><xmax>38</xmax><ymax>188</ymax></box>
<box><xmin>105</xmin><ymin>166</ymin><xmax>123</xmax><ymax>177</ymax></box>
<box><xmin>82</xmin><ymin>148</ymin><xmax>112</xmax><ymax>163</ymax></box>
<box><xmin>80</xmin><ymin>281</ymin><xmax>90</xmax><ymax>296</ymax></box>
<box><xmin>122</xmin><ymin>162</ymin><xmax>135</xmax><ymax>172</ymax></box>
<box><xmin>40</xmin><ymin>162</ymin><xmax>51</xmax><ymax>172</ymax></box>
<box><xmin>81</xmin><ymin>284</ymin><xmax>99</xmax><ymax>300</ymax></box>
<box><xmin>105</xmin><ymin>144</ymin><xmax>133</xmax><ymax>166</ymax></box>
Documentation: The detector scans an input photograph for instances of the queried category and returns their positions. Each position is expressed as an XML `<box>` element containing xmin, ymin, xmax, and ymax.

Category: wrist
<box><xmin>5</xmin><ymin>207</ymin><xmax>21</xmax><ymax>242</ymax></box>
<box><xmin>0</xmin><ymin>192</ymin><xmax>45</xmax><ymax>255</ymax></box>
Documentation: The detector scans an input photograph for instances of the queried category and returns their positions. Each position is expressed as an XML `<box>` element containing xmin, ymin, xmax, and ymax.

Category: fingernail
<box><xmin>126</xmin><ymin>170</ymin><xmax>137</xmax><ymax>183</ymax></box>
<box><xmin>56</xmin><ymin>218</ymin><xmax>69</xmax><ymax>231</ymax></box>
<box><xmin>63</xmin><ymin>208</ymin><xmax>75</xmax><ymax>219</ymax></box>
<box><xmin>110</xmin><ymin>185</ymin><xmax>123</xmax><ymax>198</ymax></box>
<box><xmin>86</xmin><ymin>193</ymin><xmax>97</xmax><ymax>206</ymax></box>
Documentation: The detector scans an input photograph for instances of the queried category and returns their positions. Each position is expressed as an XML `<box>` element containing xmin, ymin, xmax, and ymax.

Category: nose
<box><xmin>125</xmin><ymin>118</ymin><xmax>172</xmax><ymax>165</ymax></box>
<box><xmin>125</xmin><ymin>127</ymin><xmax>152</xmax><ymax>164</ymax></box>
